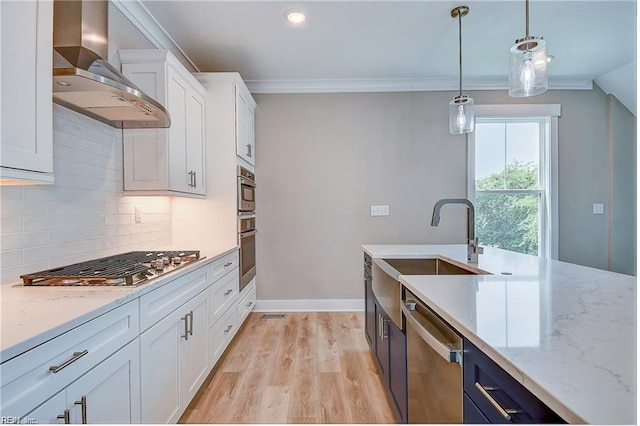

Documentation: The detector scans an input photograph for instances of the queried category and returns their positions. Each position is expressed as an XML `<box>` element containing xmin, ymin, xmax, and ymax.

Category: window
<box><xmin>468</xmin><ymin>105</ymin><xmax>560</xmax><ymax>258</ymax></box>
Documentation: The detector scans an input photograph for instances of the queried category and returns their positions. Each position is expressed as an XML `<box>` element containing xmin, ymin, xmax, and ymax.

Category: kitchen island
<box><xmin>362</xmin><ymin>244</ymin><xmax>636</xmax><ymax>425</ymax></box>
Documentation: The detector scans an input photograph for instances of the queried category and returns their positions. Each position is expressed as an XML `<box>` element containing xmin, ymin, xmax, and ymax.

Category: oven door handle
<box><xmin>239</xmin><ymin>177</ymin><xmax>256</xmax><ymax>187</ymax></box>
<box><xmin>239</xmin><ymin>230</ymin><xmax>257</xmax><ymax>237</ymax></box>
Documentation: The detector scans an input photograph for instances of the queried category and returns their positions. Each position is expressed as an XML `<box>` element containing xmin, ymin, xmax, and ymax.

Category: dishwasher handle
<box><xmin>402</xmin><ymin>301</ymin><xmax>461</xmax><ymax>364</ymax></box>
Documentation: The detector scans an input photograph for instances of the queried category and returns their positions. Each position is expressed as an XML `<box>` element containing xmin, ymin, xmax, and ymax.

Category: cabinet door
<box><xmin>167</xmin><ymin>67</ymin><xmax>189</xmax><ymax>193</ymax></box>
<box><xmin>373</xmin><ymin>303</ymin><xmax>389</xmax><ymax>382</ymax></box>
<box><xmin>235</xmin><ymin>85</ymin><xmax>255</xmax><ymax>166</ymax></box>
<box><xmin>185</xmin><ymin>91</ymin><xmax>206</xmax><ymax>195</ymax></box>
<box><xmin>66</xmin><ymin>339</ymin><xmax>141</xmax><ymax>424</ymax></box>
<box><xmin>0</xmin><ymin>0</ymin><xmax>53</xmax><ymax>182</ymax></box>
<box><xmin>22</xmin><ymin>391</ymin><xmax>67</xmax><ymax>424</ymax></box>
<box><xmin>364</xmin><ymin>278</ymin><xmax>375</xmax><ymax>348</ymax></box>
<box><xmin>180</xmin><ymin>289</ymin><xmax>209</xmax><ymax>408</ymax></box>
<box><xmin>245</xmin><ymin>103</ymin><xmax>255</xmax><ymax>164</ymax></box>
<box><xmin>140</xmin><ymin>309</ymin><xmax>182</xmax><ymax>423</ymax></box>
<box><xmin>387</xmin><ymin>320</ymin><xmax>407</xmax><ymax>423</ymax></box>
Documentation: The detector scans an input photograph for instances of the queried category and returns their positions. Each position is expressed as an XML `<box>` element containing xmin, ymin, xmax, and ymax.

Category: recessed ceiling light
<box><xmin>285</xmin><ymin>10</ymin><xmax>306</xmax><ymax>24</ymax></box>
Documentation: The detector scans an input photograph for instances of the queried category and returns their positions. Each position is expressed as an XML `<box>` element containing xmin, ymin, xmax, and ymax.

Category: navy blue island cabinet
<box><xmin>364</xmin><ymin>254</ymin><xmax>408</xmax><ymax>423</ymax></box>
<box><xmin>463</xmin><ymin>339</ymin><xmax>566</xmax><ymax>424</ymax></box>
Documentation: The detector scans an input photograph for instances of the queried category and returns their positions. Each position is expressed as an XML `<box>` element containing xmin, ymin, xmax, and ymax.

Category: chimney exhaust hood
<box><xmin>52</xmin><ymin>0</ymin><xmax>170</xmax><ymax>129</ymax></box>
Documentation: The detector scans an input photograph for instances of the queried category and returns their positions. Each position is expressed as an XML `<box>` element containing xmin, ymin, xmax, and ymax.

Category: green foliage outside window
<box><xmin>475</xmin><ymin>161</ymin><xmax>539</xmax><ymax>255</ymax></box>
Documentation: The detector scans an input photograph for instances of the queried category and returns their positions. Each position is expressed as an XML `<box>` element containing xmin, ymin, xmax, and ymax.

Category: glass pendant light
<box><xmin>449</xmin><ymin>6</ymin><xmax>474</xmax><ymax>135</ymax></box>
<box><xmin>508</xmin><ymin>0</ymin><xmax>547</xmax><ymax>97</ymax></box>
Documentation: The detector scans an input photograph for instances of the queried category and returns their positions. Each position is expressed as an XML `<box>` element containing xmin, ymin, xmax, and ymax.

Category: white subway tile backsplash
<box><xmin>1</xmin><ymin>250</ymin><xmax>24</xmax><ymax>267</ymax></box>
<box><xmin>1</xmin><ymin>216</ymin><xmax>23</xmax><ymax>234</ymax></box>
<box><xmin>0</xmin><ymin>108</ymin><xmax>172</xmax><ymax>285</ymax></box>
<box><xmin>1</xmin><ymin>232</ymin><xmax>48</xmax><ymax>250</ymax></box>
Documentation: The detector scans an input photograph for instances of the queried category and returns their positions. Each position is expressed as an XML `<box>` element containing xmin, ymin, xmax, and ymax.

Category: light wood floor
<box><xmin>179</xmin><ymin>312</ymin><xmax>396</xmax><ymax>424</ymax></box>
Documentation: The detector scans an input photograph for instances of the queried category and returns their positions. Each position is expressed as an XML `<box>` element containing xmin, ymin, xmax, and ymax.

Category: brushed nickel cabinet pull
<box><xmin>193</xmin><ymin>171</ymin><xmax>197</xmax><ymax>188</ymax></box>
<box><xmin>182</xmin><ymin>314</ymin><xmax>189</xmax><ymax>340</ymax></box>
<box><xmin>49</xmin><ymin>350</ymin><xmax>89</xmax><ymax>373</ymax></box>
<box><xmin>224</xmin><ymin>324</ymin><xmax>233</xmax><ymax>333</ymax></box>
<box><xmin>381</xmin><ymin>317</ymin><xmax>388</xmax><ymax>341</ymax></box>
<box><xmin>189</xmin><ymin>311</ymin><xmax>194</xmax><ymax>336</ymax></box>
<box><xmin>224</xmin><ymin>289</ymin><xmax>233</xmax><ymax>296</ymax></box>
<box><xmin>223</xmin><ymin>261</ymin><xmax>233</xmax><ymax>267</ymax></box>
<box><xmin>246</xmin><ymin>301</ymin><xmax>253</xmax><ymax>307</ymax></box>
<box><xmin>57</xmin><ymin>409</ymin><xmax>70</xmax><ymax>424</ymax></box>
<box><xmin>474</xmin><ymin>382</ymin><xmax>519</xmax><ymax>420</ymax></box>
<box><xmin>74</xmin><ymin>396</ymin><xmax>87</xmax><ymax>424</ymax></box>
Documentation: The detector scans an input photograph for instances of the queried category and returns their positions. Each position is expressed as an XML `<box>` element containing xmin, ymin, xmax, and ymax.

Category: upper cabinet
<box><xmin>0</xmin><ymin>0</ymin><xmax>54</xmax><ymax>185</ymax></box>
<box><xmin>234</xmin><ymin>83</ymin><xmax>256</xmax><ymax>167</ymax></box>
<box><xmin>120</xmin><ymin>50</ymin><xmax>206</xmax><ymax>197</ymax></box>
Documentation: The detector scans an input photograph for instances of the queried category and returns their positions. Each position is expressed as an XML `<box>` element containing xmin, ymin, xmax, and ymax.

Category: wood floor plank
<box><xmin>318</xmin><ymin>372</ymin><xmax>350</xmax><ymax>423</ymax></box>
<box><xmin>266</xmin><ymin>314</ymin><xmax>299</xmax><ymax>386</ymax></box>
<box><xmin>316</xmin><ymin>312</ymin><xmax>341</xmax><ymax>373</ymax></box>
<box><xmin>256</xmin><ymin>386</ymin><xmax>291</xmax><ymax>423</ymax></box>
<box><xmin>181</xmin><ymin>311</ymin><xmax>396</xmax><ymax>424</ymax></box>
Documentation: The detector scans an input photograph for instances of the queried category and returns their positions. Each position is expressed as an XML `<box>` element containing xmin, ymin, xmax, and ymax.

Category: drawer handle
<box><xmin>189</xmin><ymin>311</ymin><xmax>194</xmax><ymax>336</ymax></box>
<box><xmin>49</xmin><ymin>350</ymin><xmax>89</xmax><ymax>373</ymax></box>
<box><xmin>474</xmin><ymin>382</ymin><xmax>519</xmax><ymax>420</ymax></box>
<box><xmin>224</xmin><ymin>324</ymin><xmax>233</xmax><ymax>333</ymax></box>
<box><xmin>74</xmin><ymin>396</ymin><xmax>87</xmax><ymax>424</ymax></box>
<box><xmin>57</xmin><ymin>409</ymin><xmax>70</xmax><ymax>424</ymax></box>
<box><xmin>224</xmin><ymin>289</ymin><xmax>233</xmax><ymax>296</ymax></box>
<box><xmin>246</xmin><ymin>301</ymin><xmax>253</xmax><ymax>307</ymax></box>
<box><xmin>224</xmin><ymin>261</ymin><xmax>233</xmax><ymax>267</ymax></box>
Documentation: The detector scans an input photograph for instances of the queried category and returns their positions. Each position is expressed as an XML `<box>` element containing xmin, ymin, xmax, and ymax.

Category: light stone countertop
<box><xmin>362</xmin><ymin>244</ymin><xmax>636</xmax><ymax>425</ymax></box>
<box><xmin>0</xmin><ymin>246</ymin><xmax>238</xmax><ymax>362</ymax></box>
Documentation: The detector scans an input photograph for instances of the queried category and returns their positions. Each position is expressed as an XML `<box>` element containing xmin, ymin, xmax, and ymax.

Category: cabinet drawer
<box><xmin>139</xmin><ymin>264</ymin><xmax>209</xmax><ymax>332</ymax></box>
<box><xmin>210</xmin><ymin>268</ymin><xmax>239</xmax><ymax>327</ymax></box>
<box><xmin>463</xmin><ymin>340</ymin><xmax>565</xmax><ymax>424</ymax></box>
<box><xmin>209</xmin><ymin>251</ymin><xmax>238</xmax><ymax>284</ymax></box>
<box><xmin>209</xmin><ymin>306</ymin><xmax>237</xmax><ymax>367</ymax></box>
<box><xmin>236</xmin><ymin>282</ymin><xmax>256</xmax><ymax>325</ymax></box>
<box><xmin>1</xmin><ymin>301</ymin><xmax>139</xmax><ymax>417</ymax></box>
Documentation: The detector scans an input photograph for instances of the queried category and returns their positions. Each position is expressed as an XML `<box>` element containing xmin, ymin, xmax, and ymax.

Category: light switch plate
<box><xmin>371</xmin><ymin>205</ymin><xmax>390</xmax><ymax>216</ymax></box>
<box><xmin>592</xmin><ymin>203</ymin><xmax>604</xmax><ymax>215</ymax></box>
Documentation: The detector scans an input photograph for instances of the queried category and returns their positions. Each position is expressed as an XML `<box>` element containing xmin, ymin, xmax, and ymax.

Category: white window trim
<box><xmin>467</xmin><ymin>104</ymin><xmax>561</xmax><ymax>259</ymax></box>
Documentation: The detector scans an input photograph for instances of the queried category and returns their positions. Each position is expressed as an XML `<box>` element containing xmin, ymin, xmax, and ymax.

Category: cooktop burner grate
<box><xmin>20</xmin><ymin>250</ymin><xmax>200</xmax><ymax>286</ymax></box>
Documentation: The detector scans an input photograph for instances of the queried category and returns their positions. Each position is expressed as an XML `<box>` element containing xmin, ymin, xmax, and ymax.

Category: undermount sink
<box><xmin>382</xmin><ymin>258</ymin><xmax>486</xmax><ymax>275</ymax></box>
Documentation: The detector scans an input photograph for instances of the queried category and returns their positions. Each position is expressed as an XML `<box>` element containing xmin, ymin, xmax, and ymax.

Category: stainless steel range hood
<box><xmin>52</xmin><ymin>0</ymin><xmax>170</xmax><ymax>129</ymax></box>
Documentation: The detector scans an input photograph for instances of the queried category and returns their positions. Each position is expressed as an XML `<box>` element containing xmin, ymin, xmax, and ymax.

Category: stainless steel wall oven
<box><xmin>237</xmin><ymin>166</ymin><xmax>256</xmax><ymax>213</ymax></box>
<box><xmin>238</xmin><ymin>215</ymin><xmax>256</xmax><ymax>291</ymax></box>
<box><xmin>237</xmin><ymin>166</ymin><xmax>256</xmax><ymax>291</ymax></box>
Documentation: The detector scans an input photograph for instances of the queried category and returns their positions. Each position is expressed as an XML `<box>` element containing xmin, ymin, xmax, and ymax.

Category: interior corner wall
<box><xmin>608</xmin><ymin>94</ymin><xmax>637</xmax><ymax>275</ymax></box>
<box><xmin>254</xmin><ymin>86</ymin><xmax>635</xmax><ymax>301</ymax></box>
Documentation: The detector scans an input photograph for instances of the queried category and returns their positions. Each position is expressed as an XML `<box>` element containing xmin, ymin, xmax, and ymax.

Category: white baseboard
<box><xmin>255</xmin><ymin>299</ymin><xmax>364</xmax><ymax>312</ymax></box>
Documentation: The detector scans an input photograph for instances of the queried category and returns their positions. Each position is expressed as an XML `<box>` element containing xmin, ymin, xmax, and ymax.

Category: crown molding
<box><xmin>110</xmin><ymin>0</ymin><xmax>200</xmax><ymax>73</ymax></box>
<box><xmin>245</xmin><ymin>76</ymin><xmax>594</xmax><ymax>94</ymax></box>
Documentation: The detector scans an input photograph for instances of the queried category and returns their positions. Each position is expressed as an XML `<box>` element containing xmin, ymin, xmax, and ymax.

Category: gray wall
<box><xmin>254</xmin><ymin>86</ymin><xmax>636</xmax><ymax>302</ymax></box>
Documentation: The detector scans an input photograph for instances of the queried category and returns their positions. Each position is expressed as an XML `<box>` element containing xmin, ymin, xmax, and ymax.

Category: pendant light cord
<box><xmin>525</xmin><ymin>0</ymin><xmax>529</xmax><ymax>37</ymax></box>
<box><xmin>458</xmin><ymin>11</ymin><xmax>463</xmax><ymax>98</ymax></box>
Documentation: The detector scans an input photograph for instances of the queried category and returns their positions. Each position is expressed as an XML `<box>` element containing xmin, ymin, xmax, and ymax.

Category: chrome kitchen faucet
<box><xmin>431</xmin><ymin>198</ymin><xmax>483</xmax><ymax>263</ymax></box>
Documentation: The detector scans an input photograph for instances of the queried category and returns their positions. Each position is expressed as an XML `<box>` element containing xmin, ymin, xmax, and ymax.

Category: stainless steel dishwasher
<box><xmin>402</xmin><ymin>289</ymin><xmax>462</xmax><ymax>423</ymax></box>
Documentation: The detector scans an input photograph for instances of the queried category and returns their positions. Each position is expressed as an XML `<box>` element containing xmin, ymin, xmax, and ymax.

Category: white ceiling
<box><xmin>139</xmin><ymin>0</ymin><xmax>636</xmax><ymax>86</ymax></box>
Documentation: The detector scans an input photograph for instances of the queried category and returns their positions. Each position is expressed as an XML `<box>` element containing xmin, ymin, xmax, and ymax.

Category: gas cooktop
<box><xmin>20</xmin><ymin>251</ymin><xmax>201</xmax><ymax>286</ymax></box>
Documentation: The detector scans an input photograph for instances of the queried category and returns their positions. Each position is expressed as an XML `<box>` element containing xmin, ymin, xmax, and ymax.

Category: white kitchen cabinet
<box><xmin>23</xmin><ymin>339</ymin><xmax>140</xmax><ymax>424</ymax></box>
<box><xmin>235</xmin><ymin>84</ymin><xmax>256</xmax><ymax>166</ymax></box>
<box><xmin>120</xmin><ymin>49</ymin><xmax>206</xmax><ymax>197</ymax></box>
<box><xmin>140</xmin><ymin>288</ymin><xmax>209</xmax><ymax>423</ymax></box>
<box><xmin>0</xmin><ymin>0</ymin><xmax>53</xmax><ymax>184</ymax></box>
<box><xmin>1</xmin><ymin>301</ymin><xmax>139</xmax><ymax>424</ymax></box>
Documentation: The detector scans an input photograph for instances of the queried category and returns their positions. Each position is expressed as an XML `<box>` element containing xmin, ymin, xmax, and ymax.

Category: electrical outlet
<box><xmin>371</xmin><ymin>205</ymin><xmax>390</xmax><ymax>216</ymax></box>
<box><xmin>592</xmin><ymin>203</ymin><xmax>604</xmax><ymax>215</ymax></box>
<box><xmin>135</xmin><ymin>205</ymin><xmax>142</xmax><ymax>223</ymax></box>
